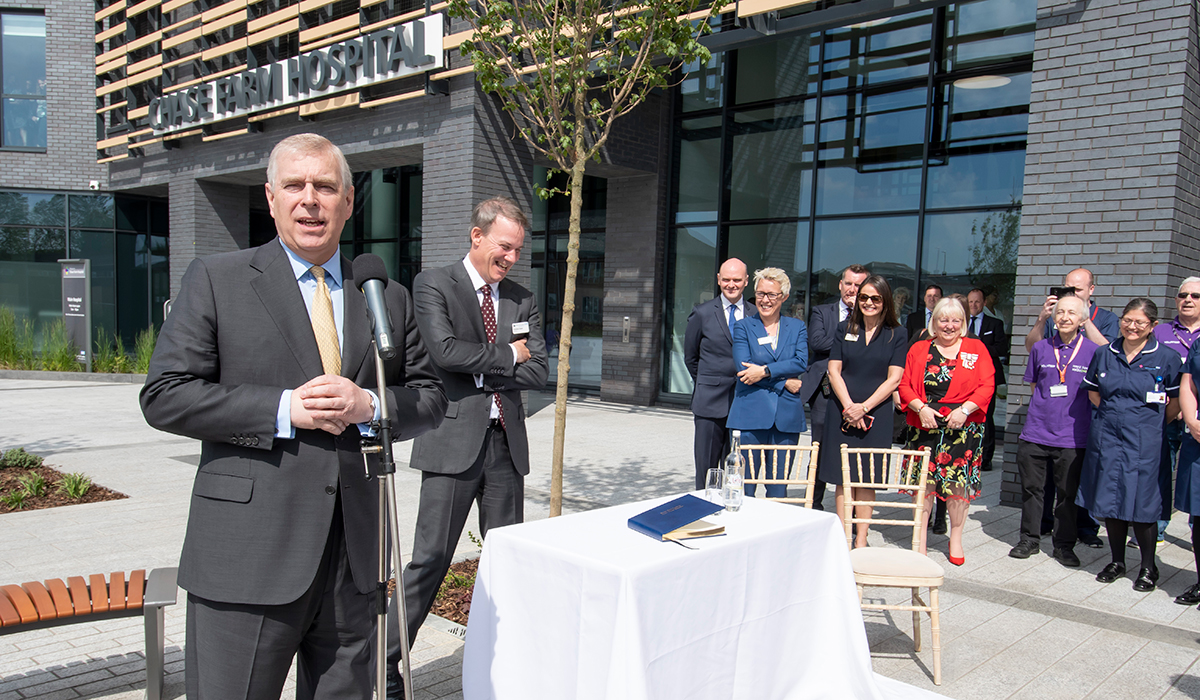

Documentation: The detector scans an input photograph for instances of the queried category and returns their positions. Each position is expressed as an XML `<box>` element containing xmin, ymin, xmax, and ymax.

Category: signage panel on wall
<box><xmin>149</xmin><ymin>13</ymin><xmax>445</xmax><ymax>135</ymax></box>
<box><xmin>60</xmin><ymin>259</ymin><xmax>91</xmax><ymax>372</ymax></box>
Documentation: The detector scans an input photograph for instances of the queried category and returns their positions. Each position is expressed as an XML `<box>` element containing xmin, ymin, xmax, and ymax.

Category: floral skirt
<box><xmin>901</xmin><ymin>423</ymin><xmax>985</xmax><ymax>501</ymax></box>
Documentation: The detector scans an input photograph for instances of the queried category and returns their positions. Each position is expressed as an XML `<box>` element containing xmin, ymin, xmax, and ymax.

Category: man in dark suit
<box><xmin>391</xmin><ymin>197</ymin><xmax>549</xmax><ymax>694</ymax></box>
<box><xmin>905</xmin><ymin>284</ymin><xmax>943</xmax><ymax>342</ymax></box>
<box><xmin>800</xmin><ymin>264</ymin><xmax>869</xmax><ymax>510</ymax></box>
<box><xmin>684</xmin><ymin>258</ymin><xmax>753</xmax><ymax>490</ymax></box>
<box><xmin>140</xmin><ymin>133</ymin><xmax>447</xmax><ymax>699</ymax></box>
<box><xmin>967</xmin><ymin>288</ymin><xmax>1007</xmax><ymax>470</ymax></box>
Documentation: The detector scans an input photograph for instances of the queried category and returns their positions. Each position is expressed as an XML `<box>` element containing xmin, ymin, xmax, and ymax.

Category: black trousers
<box><xmin>693</xmin><ymin>414</ymin><xmax>730</xmax><ymax>490</ymax></box>
<box><xmin>981</xmin><ymin>393</ymin><xmax>999</xmax><ymax>466</ymax></box>
<box><xmin>807</xmin><ymin>392</ymin><xmax>829</xmax><ymax>509</ymax></box>
<box><xmin>1017</xmin><ymin>439</ymin><xmax>1084</xmax><ymax>548</ymax></box>
<box><xmin>391</xmin><ymin>424</ymin><xmax>522</xmax><ymax>662</ymax></box>
<box><xmin>185</xmin><ymin>499</ymin><xmax>375</xmax><ymax>700</ymax></box>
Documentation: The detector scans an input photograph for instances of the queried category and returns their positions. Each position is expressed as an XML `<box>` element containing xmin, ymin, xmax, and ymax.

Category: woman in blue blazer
<box><xmin>727</xmin><ymin>267</ymin><xmax>809</xmax><ymax>497</ymax></box>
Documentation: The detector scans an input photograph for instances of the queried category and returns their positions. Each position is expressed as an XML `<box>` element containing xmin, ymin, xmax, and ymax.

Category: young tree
<box><xmin>448</xmin><ymin>0</ymin><xmax>721</xmax><ymax>516</ymax></box>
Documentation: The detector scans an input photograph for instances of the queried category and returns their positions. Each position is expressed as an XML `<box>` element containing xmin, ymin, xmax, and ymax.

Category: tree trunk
<box><xmin>549</xmin><ymin>158</ymin><xmax>586</xmax><ymax>518</ymax></box>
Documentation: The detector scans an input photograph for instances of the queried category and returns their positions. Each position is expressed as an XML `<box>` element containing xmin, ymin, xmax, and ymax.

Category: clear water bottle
<box><xmin>723</xmin><ymin>430</ymin><xmax>744</xmax><ymax>512</ymax></box>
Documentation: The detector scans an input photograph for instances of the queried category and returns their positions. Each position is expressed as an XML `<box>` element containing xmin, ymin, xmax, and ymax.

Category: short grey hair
<box><xmin>927</xmin><ymin>297</ymin><xmax>967</xmax><ymax>339</ymax></box>
<box><xmin>1179</xmin><ymin>276</ymin><xmax>1200</xmax><ymax>294</ymax></box>
<box><xmin>266</xmin><ymin>133</ymin><xmax>352</xmax><ymax>191</ymax></box>
<box><xmin>753</xmin><ymin>267</ymin><xmax>791</xmax><ymax>297</ymax></box>
<box><xmin>1053</xmin><ymin>294</ymin><xmax>1087</xmax><ymax>317</ymax></box>
<box><xmin>471</xmin><ymin>196</ymin><xmax>529</xmax><ymax>234</ymax></box>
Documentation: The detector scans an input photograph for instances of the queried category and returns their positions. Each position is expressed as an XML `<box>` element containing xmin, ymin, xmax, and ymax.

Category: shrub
<box><xmin>134</xmin><ymin>326</ymin><xmax>157</xmax><ymax>374</ymax></box>
<box><xmin>94</xmin><ymin>328</ymin><xmax>132</xmax><ymax>374</ymax></box>
<box><xmin>39</xmin><ymin>319</ymin><xmax>80</xmax><ymax>372</ymax></box>
<box><xmin>0</xmin><ymin>447</ymin><xmax>43</xmax><ymax>469</ymax></box>
<box><xmin>1</xmin><ymin>489</ymin><xmax>27</xmax><ymax>510</ymax></box>
<box><xmin>0</xmin><ymin>306</ymin><xmax>16</xmax><ymax>368</ymax></box>
<box><xmin>14</xmin><ymin>317</ymin><xmax>35</xmax><ymax>370</ymax></box>
<box><xmin>58</xmin><ymin>472</ymin><xmax>92</xmax><ymax>500</ymax></box>
<box><xmin>17</xmin><ymin>472</ymin><xmax>47</xmax><ymax>498</ymax></box>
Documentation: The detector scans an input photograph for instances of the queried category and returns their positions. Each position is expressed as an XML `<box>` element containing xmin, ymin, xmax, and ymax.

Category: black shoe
<box><xmin>1052</xmin><ymin>547</ymin><xmax>1081</xmax><ymax>567</ymax></box>
<box><xmin>1175</xmin><ymin>583</ymin><xmax>1200</xmax><ymax>606</ymax></box>
<box><xmin>1133</xmin><ymin>566</ymin><xmax>1160</xmax><ymax>592</ymax></box>
<box><xmin>1078</xmin><ymin>532</ymin><xmax>1104</xmax><ymax>549</ymax></box>
<box><xmin>931</xmin><ymin>519</ymin><xmax>947</xmax><ymax>535</ymax></box>
<box><xmin>1096</xmin><ymin>562</ymin><xmax>1126</xmax><ymax>583</ymax></box>
<box><xmin>981</xmin><ymin>463</ymin><xmax>994</xmax><ymax>472</ymax></box>
<box><xmin>386</xmin><ymin>666</ymin><xmax>406</xmax><ymax>700</ymax></box>
<box><xmin>1008</xmin><ymin>539</ymin><xmax>1040</xmax><ymax>559</ymax></box>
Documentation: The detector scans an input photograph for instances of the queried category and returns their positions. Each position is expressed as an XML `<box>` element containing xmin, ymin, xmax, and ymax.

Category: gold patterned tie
<box><xmin>310</xmin><ymin>265</ymin><xmax>341</xmax><ymax>375</ymax></box>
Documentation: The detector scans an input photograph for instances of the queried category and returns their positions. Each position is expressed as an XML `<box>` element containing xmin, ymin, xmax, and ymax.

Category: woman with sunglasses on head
<box><xmin>816</xmin><ymin>275</ymin><xmax>908</xmax><ymax>547</ymax></box>
<box><xmin>1078</xmin><ymin>298</ymin><xmax>1182</xmax><ymax>591</ymax></box>
<box><xmin>727</xmin><ymin>268</ymin><xmax>809</xmax><ymax>498</ymax></box>
<box><xmin>898</xmin><ymin>297</ymin><xmax>995</xmax><ymax>565</ymax></box>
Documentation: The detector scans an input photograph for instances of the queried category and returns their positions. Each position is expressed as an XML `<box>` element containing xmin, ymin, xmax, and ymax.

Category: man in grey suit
<box><xmin>140</xmin><ymin>133</ymin><xmax>447</xmax><ymax>699</ymax></box>
<box><xmin>684</xmin><ymin>258</ymin><xmax>753</xmax><ymax>490</ymax></box>
<box><xmin>799</xmin><ymin>264</ymin><xmax>869</xmax><ymax>510</ymax></box>
<box><xmin>389</xmin><ymin>197</ymin><xmax>549</xmax><ymax>695</ymax></box>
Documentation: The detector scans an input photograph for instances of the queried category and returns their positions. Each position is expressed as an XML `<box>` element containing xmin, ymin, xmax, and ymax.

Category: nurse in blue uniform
<box><xmin>1078</xmin><ymin>298</ymin><xmax>1182</xmax><ymax>592</ymax></box>
<box><xmin>1172</xmin><ymin>337</ymin><xmax>1200</xmax><ymax>606</ymax></box>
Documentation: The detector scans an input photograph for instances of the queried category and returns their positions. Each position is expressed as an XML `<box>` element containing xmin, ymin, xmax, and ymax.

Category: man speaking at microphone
<box><xmin>141</xmin><ymin>133</ymin><xmax>447</xmax><ymax>699</ymax></box>
<box><xmin>387</xmin><ymin>196</ymin><xmax>548</xmax><ymax>696</ymax></box>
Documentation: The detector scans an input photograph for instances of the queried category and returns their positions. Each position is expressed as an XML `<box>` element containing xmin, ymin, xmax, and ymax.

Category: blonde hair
<box><xmin>753</xmin><ymin>267</ymin><xmax>791</xmax><ymax>297</ymax></box>
<box><xmin>927</xmin><ymin>297</ymin><xmax>967</xmax><ymax>339</ymax></box>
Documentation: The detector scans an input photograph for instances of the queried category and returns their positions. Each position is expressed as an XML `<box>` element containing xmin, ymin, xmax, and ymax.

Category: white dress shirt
<box><xmin>462</xmin><ymin>258</ymin><xmax>518</xmax><ymax>420</ymax></box>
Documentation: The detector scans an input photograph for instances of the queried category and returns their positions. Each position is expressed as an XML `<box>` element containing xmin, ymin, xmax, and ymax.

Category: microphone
<box><xmin>352</xmin><ymin>254</ymin><xmax>397</xmax><ymax>360</ymax></box>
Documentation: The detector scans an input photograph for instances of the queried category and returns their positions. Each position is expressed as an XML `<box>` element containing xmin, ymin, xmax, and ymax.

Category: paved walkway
<box><xmin>2</xmin><ymin>377</ymin><xmax>1200</xmax><ymax>699</ymax></box>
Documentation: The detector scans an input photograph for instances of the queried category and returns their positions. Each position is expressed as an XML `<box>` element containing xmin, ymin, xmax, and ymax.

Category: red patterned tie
<box><xmin>480</xmin><ymin>284</ymin><xmax>506</xmax><ymax>430</ymax></box>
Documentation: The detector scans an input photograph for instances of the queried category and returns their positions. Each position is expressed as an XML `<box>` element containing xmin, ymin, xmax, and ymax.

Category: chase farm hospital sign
<box><xmin>148</xmin><ymin>13</ymin><xmax>445</xmax><ymax>135</ymax></box>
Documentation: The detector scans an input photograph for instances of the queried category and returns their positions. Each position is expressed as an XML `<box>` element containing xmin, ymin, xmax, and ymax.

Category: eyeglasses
<box><xmin>857</xmin><ymin>294</ymin><xmax>883</xmax><ymax>304</ymax></box>
<box><xmin>757</xmin><ymin>291</ymin><xmax>784</xmax><ymax>301</ymax></box>
<box><xmin>1178</xmin><ymin>292</ymin><xmax>1200</xmax><ymax>300</ymax></box>
<box><xmin>1119</xmin><ymin>318</ymin><xmax>1152</xmax><ymax>329</ymax></box>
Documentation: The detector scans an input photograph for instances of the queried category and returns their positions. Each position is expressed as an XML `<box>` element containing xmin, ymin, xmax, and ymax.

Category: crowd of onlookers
<box><xmin>685</xmin><ymin>260</ymin><xmax>1200</xmax><ymax>606</ymax></box>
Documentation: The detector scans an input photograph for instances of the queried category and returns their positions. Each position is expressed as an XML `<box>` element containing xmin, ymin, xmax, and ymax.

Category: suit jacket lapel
<box><xmin>250</xmin><ymin>242</ymin><xmax>324</xmax><ymax>379</ymax></box>
<box><xmin>496</xmin><ymin>280</ymin><xmax>517</xmax><ymax>344</ymax></box>
<box><xmin>340</xmin><ymin>255</ymin><xmax>371</xmax><ymax>380</ymax></box>
<box><xmin>715</xmin><ymin>299</ymin><xmax>733</xmax><ymax>342</ymax></box>
<box><xmin>450</xmin><ymin>264</ymin><xmax>488</xmax><ymax>342</ymax></box>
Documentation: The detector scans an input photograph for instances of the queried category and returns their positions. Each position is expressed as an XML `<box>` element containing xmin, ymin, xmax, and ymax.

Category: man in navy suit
<box><xmin>684</xmin><ymin>258</ymin><xmax>754</xmax><ymax>489</ymax></box>
<box><xmin>799</xmin><ymin>264</ymin><xmax>869</xmax><ymax>510</ymax></box>
<box><xmin>905</xmin><ymin>284</ymin><xmax>943</xmax><ymax>342</ymax></box>
<box><xmin>967</xmin><ymin>288</ymin><xmax>1008</xmax><ymax>470</ymax></box>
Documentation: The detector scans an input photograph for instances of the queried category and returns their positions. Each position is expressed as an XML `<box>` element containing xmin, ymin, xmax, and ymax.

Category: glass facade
<box><xmin>663</xmin><ymin>0</ymin><xmax>1034</xmax><ymax>395</ymax></box>
<box><xmin>530</xmin><ymin>168</ymin><xmax>607</xmax><ymax>388</ymax></box>
<box><xmin>1</xmin><ymin>13</ymin><xmax>45</xmax><ymax>150</ymax></box>
<box><xmin>338</xmin><ymin>165</ymin><xmax>423</xmax><ymax>290</ymax></box>
<box><xmin>0</xmin><ymin>192</ymin><xmax>169</xmax><ymax>349</ymax></box>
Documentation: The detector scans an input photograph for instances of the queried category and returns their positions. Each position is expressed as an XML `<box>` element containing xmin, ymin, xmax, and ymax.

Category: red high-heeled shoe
<box><xmin>948</xmin><ymin>554</ymin><xmax>964</xmax><ymax>566</ymax></box>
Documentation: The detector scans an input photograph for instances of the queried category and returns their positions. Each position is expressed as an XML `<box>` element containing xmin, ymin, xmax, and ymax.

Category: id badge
<box><xmin>1146</xmin><ymin>391</ymin><xmax>1167</xmax><ymax>404</ymax></box>
<box><xmin>1049</xmin><ymin>384</ymin><xmax>1068</xmax><ymax>398</ymax></box>
<box><xmin>844</xmin><ymin>333</ymin><xmax>859</xmax><ymax>342</ymax></box>
<box><xmin>758</xmin><ymin>336</ymin><xmax>774</xmax><ymax>346</ymax></box>
<box><xmin>511</xmin><ymin>321</ymin><xmax>530</xmax><ymax>335</ymax></box>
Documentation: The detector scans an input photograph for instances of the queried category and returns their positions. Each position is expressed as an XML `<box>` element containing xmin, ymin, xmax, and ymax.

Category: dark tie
<box><xmin>971</xmin><ymin>316</ymin><xmax>980</xmax><ymax>336</ymax></box>
<box><xmin>728</xmin><ymin>303</ymin><xmax>737</xmax><ymax>331</ymax></box>
<box><xmin>480</xmin><ymin>284</ymin><xmax>506</xmax><ymax>430</ymax></box>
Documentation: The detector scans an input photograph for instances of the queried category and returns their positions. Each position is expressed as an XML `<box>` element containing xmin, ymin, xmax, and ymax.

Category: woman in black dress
<box><xmin>818</xmin><ymin>275</ymin><xmax>909</xmax><ymax>547</ymax></box>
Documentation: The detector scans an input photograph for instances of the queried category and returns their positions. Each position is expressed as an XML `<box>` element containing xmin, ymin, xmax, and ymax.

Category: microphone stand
<box><xmin>360</xmin><ymin>340</ymin><xmax>414</xmax><ymax>700</ymax></box>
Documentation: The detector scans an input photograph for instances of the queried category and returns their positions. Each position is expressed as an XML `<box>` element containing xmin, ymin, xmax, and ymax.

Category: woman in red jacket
<box><xmin>899</xmin><ymin>297</ymin><xmax>995</xmax><ymax>565</ymax></box>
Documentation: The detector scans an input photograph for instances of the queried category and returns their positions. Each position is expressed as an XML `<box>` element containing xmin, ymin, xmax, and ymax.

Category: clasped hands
<box><xmin>915</xmin><ymin>404</ymin><xmax>969</xmax><ymax>430</ymax></box>
<box><xmin>291</xmin><ymin>374</ymin><xmax>375</xmax><ymax>435</ymax></box>
<box><xmin>738</xmin><ymin>363</ymin><xmax>802</xmax><ymax>394</ymax></box>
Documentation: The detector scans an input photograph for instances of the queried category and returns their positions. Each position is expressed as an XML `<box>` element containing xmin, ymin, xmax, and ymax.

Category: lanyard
<box><xmin>1053</xmin><ymin>335</ymin><xmax>1083</xmax><ymax>384</ymax></box>
<box><xmin>1171</xmin><ymin>323</ymin><xmax>1198</xmax><ymax>349</ymax></box>
<box><xmin>1090</xmin><ymin>304</ymin><xmax>1098</xmax><ymax>322</ymax></box>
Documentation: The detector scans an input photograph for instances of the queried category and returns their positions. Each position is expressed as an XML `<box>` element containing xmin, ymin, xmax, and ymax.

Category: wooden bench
<box><xmin>0</xmin><ymin>567</ymin><xmax>178</xmax><ymax>700</ymax></box>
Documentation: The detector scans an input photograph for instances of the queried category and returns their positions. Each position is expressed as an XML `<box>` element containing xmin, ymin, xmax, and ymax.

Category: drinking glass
<box><xmin>705</xmin><ymin>468</ymin><xmax>724</xmax><ymax>508</ymax></box>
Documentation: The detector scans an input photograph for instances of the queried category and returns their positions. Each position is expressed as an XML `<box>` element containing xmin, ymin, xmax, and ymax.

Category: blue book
<box><xmin>628</xmin><ymin>494</ymin><xmax>725</xmax><ymax>541</ymax></box>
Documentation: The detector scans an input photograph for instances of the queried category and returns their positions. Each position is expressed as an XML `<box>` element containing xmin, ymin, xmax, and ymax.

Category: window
<box><xmin>1</xmin><ymin>13</ymin><xmax>46</xmax><ymax>150</ymax></box>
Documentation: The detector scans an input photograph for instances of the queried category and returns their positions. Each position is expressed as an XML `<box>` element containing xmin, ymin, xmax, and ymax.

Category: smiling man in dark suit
<box><xmin>141</xmin><ymin>133</ymin><xmax>447</xmax><ymax>699</ymax></box>
<box><xmin>967</xmin><ymin>287</ymin><xmax>1008</xmax><ymax>471</ymax></box>
<box><xmin>799</xmin><ymin>264</ymin><xmax>869</xmax><ymax>510</ymax></box>
<box><xmin>389</xmin><ymin>196</ymin><xmax>549</xmax><ymax>696</ymax></box>
<box><xmin>684</xmin><ymin>258</ymin><xmax>755</xmax><ymax>490</ymax></box>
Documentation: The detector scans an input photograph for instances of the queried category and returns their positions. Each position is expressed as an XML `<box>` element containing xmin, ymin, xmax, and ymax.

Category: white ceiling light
<box><xmin>953</xmin><ymin>75</ymin><xmax>1012</xmax><ymax>89</ymax></box>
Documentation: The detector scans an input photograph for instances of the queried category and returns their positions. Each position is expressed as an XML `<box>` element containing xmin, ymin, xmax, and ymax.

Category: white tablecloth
<box><xmin>462</xmin><ymin>494</ymin><xmax>948</xmax><ymax>700</ymax></box>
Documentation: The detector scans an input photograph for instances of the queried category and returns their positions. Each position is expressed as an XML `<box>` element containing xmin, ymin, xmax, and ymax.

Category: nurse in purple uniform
<box><xmin>1151</xmin><ymin>276</ymin><xmax>1200</xmax><ymax>543</ymax></box>
<box><xmin>1010</xmin><ymin>296</ymin><xmax>1099</xmax><ymax>567</ymax></box>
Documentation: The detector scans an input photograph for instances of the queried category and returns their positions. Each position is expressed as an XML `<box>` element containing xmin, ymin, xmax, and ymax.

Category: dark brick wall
<box><xmin>0</xmin><ymin>0</ymin><xmax>108</xmax><ymax>190</ymax></box>
<box><xmin>1002</xmin><ymin>0</ymin><xmax>1200</xmax><ymax>506</ymax></box>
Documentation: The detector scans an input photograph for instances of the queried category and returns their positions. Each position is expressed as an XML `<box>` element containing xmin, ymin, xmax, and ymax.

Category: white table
<box><xmin>462</xmin><ymin>494</ymin><xmax>947</xmax><ymax>700</ymax></box>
